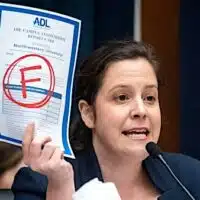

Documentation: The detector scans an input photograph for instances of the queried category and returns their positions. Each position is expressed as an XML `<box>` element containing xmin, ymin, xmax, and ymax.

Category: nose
<box><xmin>130</xmin><ymin>98</ymin><xmax>147</xmax><ymax>119</ymax></box>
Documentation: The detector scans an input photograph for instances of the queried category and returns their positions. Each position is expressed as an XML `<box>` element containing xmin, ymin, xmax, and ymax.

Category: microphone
<box><xmin>146</xmin><ymin>142</ymin><xmax>195</xmax><ymax>200</ymax></box>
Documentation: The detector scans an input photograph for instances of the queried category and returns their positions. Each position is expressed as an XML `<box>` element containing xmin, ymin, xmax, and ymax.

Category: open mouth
<box><xmin>122</xmin><ymin>128</ymin><xmax>150</xmax><ymax>139</ymax></box>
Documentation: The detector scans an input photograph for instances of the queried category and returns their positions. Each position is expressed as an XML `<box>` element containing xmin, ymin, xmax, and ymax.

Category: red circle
<box><xmin>2</xmin><ymin>54</ymin><xmax>55</xmax><ymax>108</ymax></box>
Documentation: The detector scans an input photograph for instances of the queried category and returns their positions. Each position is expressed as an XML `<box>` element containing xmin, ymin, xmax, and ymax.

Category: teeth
<box><xmin>132</xmin><ymin>129</ymin><xmax>146</xmax><ymax>133</ymax></box>
<box><xmin>129</xmin><ymin>131</ymin><xmax>145</xmax><ymax>135</ymax></box>
<box><xmin>122</xmin><ymin>129</ymin><xmax>149</xmax><ymax>135</ymax></box>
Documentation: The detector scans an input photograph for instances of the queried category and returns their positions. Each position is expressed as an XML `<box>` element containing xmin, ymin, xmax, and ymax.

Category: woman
<box><xmin>12</xmin><ymin>40</ymin><xmax>200</xmax><ymax>200</ymax></box>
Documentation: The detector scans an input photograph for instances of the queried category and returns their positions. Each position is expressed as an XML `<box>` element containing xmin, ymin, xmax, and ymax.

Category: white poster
<box><xmin>0</xmin><ymin>3</ymin><xmax>81</xmax><ymax>158</ymax></box>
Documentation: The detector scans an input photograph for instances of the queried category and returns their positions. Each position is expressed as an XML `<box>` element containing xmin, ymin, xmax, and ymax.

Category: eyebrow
<box><xmin>145</xmin><ymin>84</ymin><xmax>158</xmax><ymax>89</ymax></box>
<box><xmin>108</xmin><ymin>84</ymin><xmax>158</xmax><ymax>93</ymax></box>
<box><xmin>108</xmin><ymin>85</ymin><xmax>130</xmax><ymax>93</ymax></box>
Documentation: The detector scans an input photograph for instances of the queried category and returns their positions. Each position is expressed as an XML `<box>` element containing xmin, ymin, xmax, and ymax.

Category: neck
<box><xmin>0</xmin><ymin>160</ymin><xmax>25</xmax><ymax>189</ymax></box>
<box><xmin>94</xmin><ymin>145</ymin><xmax>145</xmax><ymax>184</ymax></box>
<box><xmin>93</xmin><ymin>140</ymin><xmax>159</xmax><ymax>199</ymax></box>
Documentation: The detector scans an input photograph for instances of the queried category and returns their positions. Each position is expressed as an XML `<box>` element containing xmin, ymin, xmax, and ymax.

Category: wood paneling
<box><xmin>142</xmin><ymin>0</ymin><xmax>180</xmax><ymax>152</ymax></box>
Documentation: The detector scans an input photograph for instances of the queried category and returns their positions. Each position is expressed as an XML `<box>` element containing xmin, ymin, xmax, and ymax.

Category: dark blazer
<box><xmin>11</xmin><ymin>146</ymin><xmax>200</xmax><ymax>200</ymax></box>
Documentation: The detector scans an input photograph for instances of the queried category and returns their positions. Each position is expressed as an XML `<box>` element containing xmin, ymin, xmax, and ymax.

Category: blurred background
<box><xmin>0</xmin><ymin>0</ymin><xmax>200</xmax><ymax>160</ymax></box>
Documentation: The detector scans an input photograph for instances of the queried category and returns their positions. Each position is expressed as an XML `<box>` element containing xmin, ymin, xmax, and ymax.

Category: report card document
<box><xmin>0</xmin><ymin>3</ymin><xmax>81</xmax><ymax>158</ymax></box>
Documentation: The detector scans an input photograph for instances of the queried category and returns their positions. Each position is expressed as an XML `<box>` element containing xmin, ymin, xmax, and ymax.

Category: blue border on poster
<box><xmin>0</xmin><ymin>4</ymin><xmax>81</xmax><ymax>158</ymax></box>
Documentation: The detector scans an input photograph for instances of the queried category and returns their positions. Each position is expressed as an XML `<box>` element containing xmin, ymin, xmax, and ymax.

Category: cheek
<box><xmin>151</xmin><ymin>108</ymin><xmax>161</xmax><ymax>130</ymax></box>
<box><xmin>95</xmin><ymin>103</ymin><xmax>128</xmax><ymax>131</ymax></box>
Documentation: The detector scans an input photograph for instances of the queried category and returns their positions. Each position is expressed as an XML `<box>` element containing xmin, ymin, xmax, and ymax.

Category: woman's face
<box><xmin>80</xmin><ymin>58</ymin><xmax>161</xmax><ymax>157</ymax></box>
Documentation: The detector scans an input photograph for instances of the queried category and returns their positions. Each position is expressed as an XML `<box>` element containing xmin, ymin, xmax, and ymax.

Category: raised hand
<box><xmin>22</xmin><ymin>123</ymin><xmax>75</xmax><ymax>200</ymax></box>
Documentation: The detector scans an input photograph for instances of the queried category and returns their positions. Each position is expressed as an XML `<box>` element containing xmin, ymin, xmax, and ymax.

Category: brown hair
<box><xmin>0</xmin><ymin>142</ymin><xmax>23</xmax><ymax>175</ymax></box>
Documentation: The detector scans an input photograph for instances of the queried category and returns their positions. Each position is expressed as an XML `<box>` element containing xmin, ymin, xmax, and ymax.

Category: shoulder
<box><xmin>162</xmin><ymin>152</ymin><xmax>200</xmax><ymax>196</ymax></box>
<box><xmin>144</xmin><ymin>152</ymin><xmax>200</xmax><ymax>185</ymax></box>
<box><xmin>162</xmin><ymin>152</ymin><xmax>200</xmax><ymax>173</ymax></box>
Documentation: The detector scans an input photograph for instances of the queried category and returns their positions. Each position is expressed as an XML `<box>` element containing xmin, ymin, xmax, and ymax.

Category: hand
<box><xmin>22</xmin><ymin>123</ymin><xmax>74</xmax><ymax>189</ymax></box>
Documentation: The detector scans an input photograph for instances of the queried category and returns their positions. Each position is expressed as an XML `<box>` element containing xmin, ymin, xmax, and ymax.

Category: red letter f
<box><xmin>20</xmin><ymin>65</ymin><xmax>42</xmax><ymax>98</ymax></box>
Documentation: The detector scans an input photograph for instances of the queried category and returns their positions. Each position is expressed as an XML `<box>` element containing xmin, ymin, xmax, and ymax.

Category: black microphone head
<box><xmin>146</xmin><ymin>142</ymin><xmax>161</xmax><ymax>157</ymax></box>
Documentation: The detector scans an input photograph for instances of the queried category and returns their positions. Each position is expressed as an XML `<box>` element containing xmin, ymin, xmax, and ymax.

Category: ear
<box><xmin>78</xmin><ymin>100</ymin><xmax>95</xmax><ymax>129</ymax></box>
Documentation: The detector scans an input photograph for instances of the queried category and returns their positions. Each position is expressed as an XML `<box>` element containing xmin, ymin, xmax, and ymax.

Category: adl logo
<box><xmin>33</xmin><ymin>17</ymin><xmax>50</xmax><ymax>28</ymax></box>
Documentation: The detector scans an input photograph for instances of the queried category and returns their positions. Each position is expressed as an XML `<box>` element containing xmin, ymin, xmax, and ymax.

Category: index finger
<box><xmin>23</xmin><ymin>122</ymin><xmax>35</xmax><ymax>164</ymax></box>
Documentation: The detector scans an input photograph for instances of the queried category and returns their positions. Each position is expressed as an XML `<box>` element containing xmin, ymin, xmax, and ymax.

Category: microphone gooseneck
<box><xmin>146</xmin><ymin>142</ymin><xmax>195</xmax><ymax>200</ymax></box>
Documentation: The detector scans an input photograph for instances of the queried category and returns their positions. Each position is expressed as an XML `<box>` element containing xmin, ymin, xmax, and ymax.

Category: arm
<box><xmin>14</xmin><ymin>123</ymin><xmax>75</xmax><ymax>200</ymax></box>
<box><xmin>12</xmin><ymin>167</ymin><xmax>48</xmax><ymax>200</ymax></box>
<box><xmin>44</xmin><ymin>151</ymin><xmax>75</xmax><ymax>200</ymax></box>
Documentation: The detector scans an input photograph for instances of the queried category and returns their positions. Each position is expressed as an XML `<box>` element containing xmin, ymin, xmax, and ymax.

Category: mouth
<box><xmin>122</xmin><ymin>128</ymin><xmax>150</xmax><ymax>140</ymax></box>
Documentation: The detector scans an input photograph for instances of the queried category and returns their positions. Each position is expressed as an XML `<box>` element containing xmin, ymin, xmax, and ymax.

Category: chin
<box><xmin>122</xmin><ymin>144</ymin><xmax>149</xmax><ymax>159</ymax></box>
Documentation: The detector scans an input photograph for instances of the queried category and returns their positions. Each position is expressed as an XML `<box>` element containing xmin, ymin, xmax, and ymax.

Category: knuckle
<box><xmin>62</xmin><ymin>161</ymin><xmax>73</xmax><ymax>171</ymax></box>
<box><xmin>39</xmin><ymin>162</ymin><xmax>47</xmax><ymax>172</ymax></box>
<box><xmin>64</xmin><ymin>161</ymin><xmax>72</xmax><ymax>168</ymax></box>
<box><xmin>43</xmin><ymin>144</ymin><xmax>57</xmax><ymax>153</ymax></box>
<box><xmin>45</xmin><ymin>142</ymin><xmax>56</xmax><ymax>149</ymax></box>
<box><xmin>47</xmin><ymin>162</ymin><xmax>56</xmax><ymax>172</ymax></box>
<box><xmin>31</xmin><ymin>140</ymin><xmax>40</xmax><ymax>148</ymax></box>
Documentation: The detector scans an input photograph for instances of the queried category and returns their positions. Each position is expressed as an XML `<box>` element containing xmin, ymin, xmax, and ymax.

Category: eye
<box><xmin>114</xmin><ymin>94</ymin><xmax>130</xmax><ymax>103</ymax></box>
<box><xmin>144</xmin><ymin>95</ymin><xmax>156</xmax><ymax>104</ymax></box>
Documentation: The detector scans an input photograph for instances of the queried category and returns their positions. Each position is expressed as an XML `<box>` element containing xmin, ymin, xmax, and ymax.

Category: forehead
<box><xmin>102</xmin><ymin>58</ymin><xmax>158</xmax><ymax>86</ymax></box>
